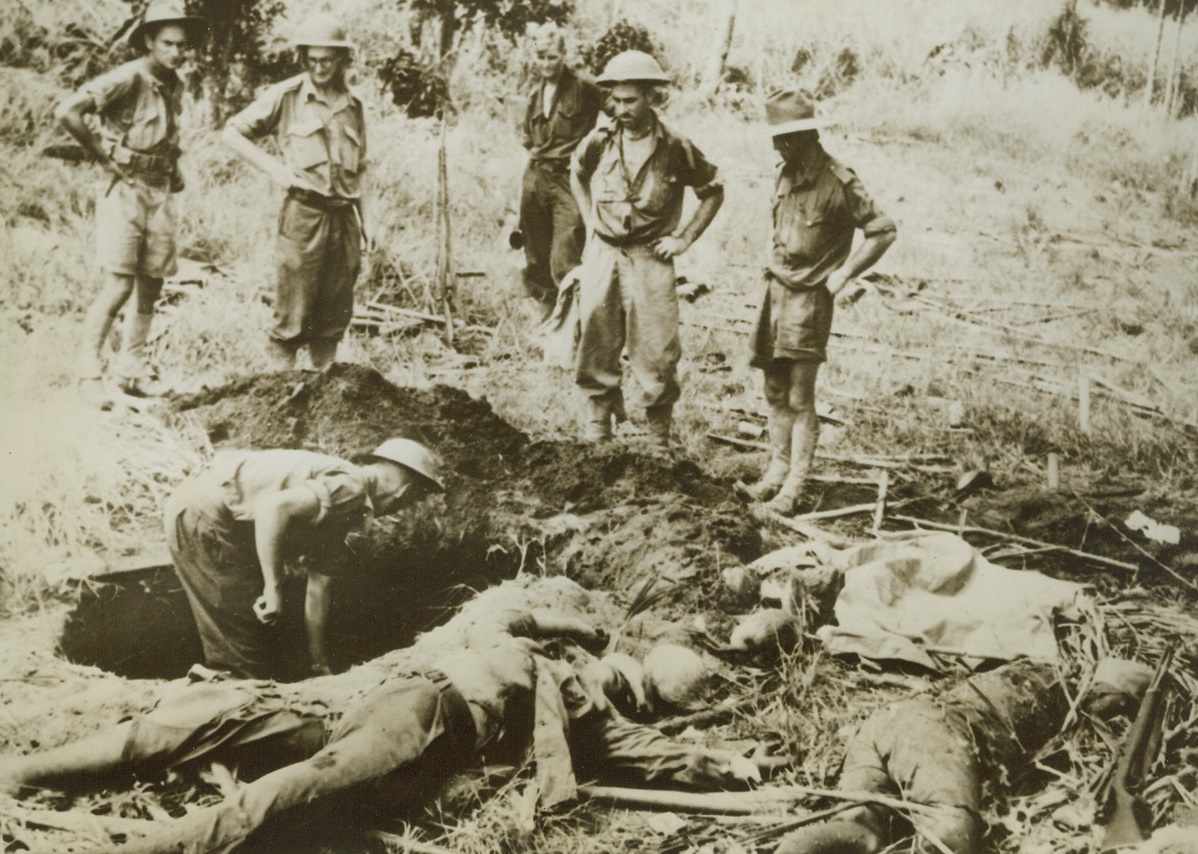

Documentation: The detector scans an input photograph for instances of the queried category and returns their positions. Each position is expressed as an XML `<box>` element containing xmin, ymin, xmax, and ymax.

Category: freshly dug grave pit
<box><xmin>60</xmin><ymin>365</ymin><xmax>760</xmax><ymax>679</ymax></box>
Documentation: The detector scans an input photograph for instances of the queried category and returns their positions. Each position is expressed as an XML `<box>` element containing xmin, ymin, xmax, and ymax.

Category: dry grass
<box><xmin>1</xmin><ymin>0</ymin><xmax>1197</xmax><ymax>850</ymax></box>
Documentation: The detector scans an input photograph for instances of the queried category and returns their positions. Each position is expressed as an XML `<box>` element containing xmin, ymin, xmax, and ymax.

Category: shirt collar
<box><xmin>777</xmin><ymin>145</ymin><xmax>828</xmax><ymax>194</ymax></box>
<box><xmin>300</xmin><ymin>73</ymin><xmax>351</xmax><ymax>112</ymax></box>
<box><xmin>136</xmin><ymin>56</ymin><xmax>179</xmax><ymax>93</ymax></box>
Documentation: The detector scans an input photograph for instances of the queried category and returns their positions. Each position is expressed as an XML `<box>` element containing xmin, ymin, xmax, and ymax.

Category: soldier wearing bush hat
<box><xmin>570</xmin><ymin>50</ymin><xmax>724</xmax><ymax>448</ymax></box>
<box><xmin>222</xmin><ymin>13</ymin><xmax>370</xmax><ymax>373</ymax></box>
<box><xmin>741</xmin><ymin>89</ymin><xmax>897</xmax><ymax>515</ymax></box>
<box><xmin>56</xmin><ymin>0</ymin><xmax>207</xmax><ymax>408</ymax></box>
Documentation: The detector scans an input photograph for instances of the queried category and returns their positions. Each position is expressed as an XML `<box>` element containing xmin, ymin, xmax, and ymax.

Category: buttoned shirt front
<box><xmin>228</xmin><ymin>73</ymin><xmax>367</xmax><ymax>200</ymax></box>
<box><xmin>82</xmin><ymin>56</ymin><xmax>183</xmax><ymax>155</ymax></box>
<box><xmin>768</xmin><ymin>147</ymin><xmax>896</xmax><ymax>289</ymax></box>
<box><xmin>523</xmin><ymin>66</ymin><xmax>602</xmax><ymax>164</ymax></box>
<box><xmin>572</xmin><ymin>114</ymin><xmax>721</xmax><ymax>244</ymax></box>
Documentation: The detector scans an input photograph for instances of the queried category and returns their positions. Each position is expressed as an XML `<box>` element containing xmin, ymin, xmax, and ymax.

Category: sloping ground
<box><xmin>59</xmin><ymin>366</ymin><xmax>760</xmax><ymax>680</ymax></box>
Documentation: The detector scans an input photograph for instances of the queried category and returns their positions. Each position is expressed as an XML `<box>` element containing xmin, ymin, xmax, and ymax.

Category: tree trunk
<box><xmin>1146</xmin><ymin>0</ymin><xmax>1168</xmax><ymax>108</ymax></box>
<box><xmin>1167</xmin><ymin>3</ymin><xmax>1191</xmax><ymax>117</ymax></box>
<box><xmin>698</xmin><ymin>0</ymin><xmax>738</xmax><ymax>99</ymax></box>
<box><xmin>438</xmin><ymin>9</ymin><xmax>456</xmax><ymax>60</ymax></box>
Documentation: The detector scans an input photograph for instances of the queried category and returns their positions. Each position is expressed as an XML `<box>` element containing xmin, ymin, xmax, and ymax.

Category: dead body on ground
<box><xmin>0</xmin><ymin>580</ymin><xmax>773</xmax><ymax>853</ymax></box>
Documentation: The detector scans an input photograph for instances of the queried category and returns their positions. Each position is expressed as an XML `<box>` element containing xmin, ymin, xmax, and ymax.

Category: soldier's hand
<box><xmin>826</xmin><ymin>268</ymin><xmax>853</xmax><ymax>297</ymax></box>
<box><xmin>253</xmin><ymin>590</ymin><xmax>282</xmax><ymax>625</ymax></box>
<box><xmin>652</xmin><ymin>235</ymin><xmax>689</xmax><ymax>260</ymax></box>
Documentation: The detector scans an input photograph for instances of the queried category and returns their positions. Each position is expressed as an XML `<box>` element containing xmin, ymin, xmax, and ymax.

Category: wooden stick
<box><xmin>1078</xmin><ymin>374</ymin><xmax>1092</xmax><ymax>434</ymax></box>
<box><xmin>368</xmin><ymin>831</ymin><xmax>460</xmax><ymax>854</ymax></box>
<box><xmin>872</xmin><ymin>471</ymin><xmax>890</xmax><ymax>532</ymax></box>
<box><xmin>765</xmin><ymin>512</ymin><xmax>856</xmax><ymax>548</ymax></box>
<box><xmin>434</xmin><ymin>118</ymin><xmax>455</xmax><ymax>346</ymax></box>
<box><xmin>6</xmin><ymin>803</ymin><xmax>154</xmax><ymax>838</ymax></box>
<box><xmin>889</xmin><ymin>515</ymin><xmax>1139</xmax><ymax>572</ymax></box>
<box><xmin>792</xmin><ymin>502</ymin><xmax>878</xmax><ymax>522</ymax></box>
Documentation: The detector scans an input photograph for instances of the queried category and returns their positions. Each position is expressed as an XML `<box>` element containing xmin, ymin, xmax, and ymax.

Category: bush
<box><xmin>581</xmin><ymin>19</ymin><xmax>662</xmax><ymax>76</ymax></box>
<box><xmin>376</xmin><ymin>48</ymin><xmax>451</xmax><ymax>118</ymax></box>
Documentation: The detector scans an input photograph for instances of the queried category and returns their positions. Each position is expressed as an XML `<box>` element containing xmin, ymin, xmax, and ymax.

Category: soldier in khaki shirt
<box><xmin>744</xmin><ymin>91</ymin><xmax>896</xmax><ymax>514</ymax></box>
<box><xmin>222</xmin><ymin>15</ymin><xmax>371</xmax><ymax>372</ymax></box>
<box><xmin>56</xmin><ymin>0</ymin><xmax>207</xmax><ymax>408</ymax></box>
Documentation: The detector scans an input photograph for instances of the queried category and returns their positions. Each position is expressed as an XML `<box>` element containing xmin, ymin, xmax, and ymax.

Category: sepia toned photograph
<box><xmin>1</xmin><ymin>0</ymin><xmax>1196</xmax><ymax>851</ymax></box>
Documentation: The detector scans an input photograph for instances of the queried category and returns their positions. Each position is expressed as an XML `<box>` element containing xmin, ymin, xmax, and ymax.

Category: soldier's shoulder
<box><xmin>825</xmin><ymin>155</ymin><xmax>861</xmax><ymax>185</ymax></box>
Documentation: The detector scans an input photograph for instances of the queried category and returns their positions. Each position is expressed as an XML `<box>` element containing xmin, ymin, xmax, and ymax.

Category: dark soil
<box><xmin>62</xmin><ymin>366</ymin><xmax>761</xmax><ymax>679</ymax></box>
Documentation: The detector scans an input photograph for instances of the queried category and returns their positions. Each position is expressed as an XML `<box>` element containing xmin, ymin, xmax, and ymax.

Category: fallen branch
<box><xmin>872</xmin><ymin>471</ymin><xmax>890</xmax><ymax>533</ymax></box>
<box><xmin>764</xmin><ymin>512</ymin><xmax>856</xmax><ymax>548</ymax></box>
<box><xmin>5</xmin><ymin>802</ymin><xmax>154</xmax><ymax>839</ymax></box>
<box><xmin>889</xmin><ymin>515</ymin><xmax>1139</xmax><ymax>573</ymax></box>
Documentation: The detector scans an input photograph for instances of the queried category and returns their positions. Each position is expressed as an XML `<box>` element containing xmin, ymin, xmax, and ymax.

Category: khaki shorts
<box><xmin>95</xmin><ymin>179</ymin><xmax>178</xmax><ymax>279</ymax></box>
<box><xmin>750</xmin><ymin>275</ymin><xmax>834</xmax><ymax>368</ymax></box>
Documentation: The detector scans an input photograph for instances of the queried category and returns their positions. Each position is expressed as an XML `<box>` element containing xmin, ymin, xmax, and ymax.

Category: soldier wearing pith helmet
<box><xmin>742</xmin><ymin>90</ymin><xmax>896</xmax><ymax>515</ymax></box>
<box><xmin>569</xmin><ymin>50</ymin><xmax>724</xmax><ymax>448</ymax></box>
<box><xmin>222</xmin><ymin>14</ymin><xmax>371</xmax><ymax>373</ymax></box>
<box><xmin>57</xmin><ymin>0</ymin><xmax>208</xmax><ymax>408</ymax></box>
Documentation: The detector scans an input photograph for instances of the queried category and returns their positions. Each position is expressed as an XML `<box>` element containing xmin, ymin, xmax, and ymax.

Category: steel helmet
<box><xmin>293</xmin><ymin>14</ymin><xmax>355</xmax><ymax>50</ymax></box>
<box><xmin>596</xmin><ymin>50</ymin><xmax>670</xmax><ymax>86</ymax></box>
<box><xmin>368</xmin><ymin>438</ymin><xmax>445</xmax><ymax>492</ymax></box>
<box><xmin>642</xmin><ymin>643</ymin><xmax>710</xmax><ymax>711</ymax></box>
<box><xmin>127</xmin><ymin>0</ymin><xmax>207</xmax><ymax>49</ymax></box>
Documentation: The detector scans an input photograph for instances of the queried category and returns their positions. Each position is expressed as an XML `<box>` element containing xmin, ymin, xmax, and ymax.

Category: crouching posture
<box><xmin>773</xmin><ymin>658</ymin><xmax>1153</xmax><ymax>854</ymax></box>
<box><xmin>167</xmin><ymin>439</ymin><xmax>444</xmax><ymax>680</ymax></box>
<box><xmin>56</xmin><ymin>0</ymin><xmax>207</xmax><ymax>408</ymax></box>
<box><xmin>0</xmin><ymin>603</ymin><xmax>763</xmax><ymax>853</ymax></box>
<box><xmin>745</xmin><ymin>90</ymin><xmax>896</xmax><ymax>514</ymax></box>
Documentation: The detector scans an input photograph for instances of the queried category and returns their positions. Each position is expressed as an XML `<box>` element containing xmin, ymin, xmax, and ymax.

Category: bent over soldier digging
<box><xmin>570</xmin><ymin>50</ymin><xmax>724</xmax><ymax>448</ymax></box>
<box><xmin>56</xmin><ymin>0</ymin><xmax>207</xmax><ymax>409</ymax></box>
<box><xmin>222</xmin><ymin>14</ymin><xmax>370</xmax><ymax>372</ymax></box>
<box><xmin>744</xmin><ymin>90</ymin><xmax>896</xmax><ymax>515</ymax></box>
<box><xmin>167</xmin><ymin>439</ymin><xmax>444</xmax><ymax>680</ymax></box>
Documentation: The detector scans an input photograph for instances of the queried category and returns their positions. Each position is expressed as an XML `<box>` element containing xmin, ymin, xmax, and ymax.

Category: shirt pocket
<box><xmin>123</xmin><ymin>99</ymin><xmax>164</xmax><ymax>151</ymax></box>
<box><xmin>338</xmin><ymin>122</ymin><xmax>362</xmax><ymax>175</ymax></box>
<box><xmin>550</xmin><ymin>91</ymin><xmax>586</xmax><ymax>140</ymax></box>
<box><xmin>285</xmin><ymin>117</ymin><xmax>329</xmax><ymax>172</ymax></box>
<box><xmin>783</xmin><ymin>197</ymin><xmax>837</xmax><ymax>261</ymax></box>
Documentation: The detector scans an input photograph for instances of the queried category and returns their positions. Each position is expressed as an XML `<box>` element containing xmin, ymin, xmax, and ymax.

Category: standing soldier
<box><xmin>222</xmin><ymin>15</ymin><xmax>370</xmax><ymax>372</ymax></box>
<box><xmin>57</xmin><ymin>0</ymin><xmax>207</xmax><ymax>409</ymax></box>
<box><xmin>570</xmin><ymin>51</ymin><xmax>724</xmax><ymax>448</ymax></box>
<box><xmin>518</xmin><ymin>24</ymin><xmax>602</xmax><ymax>319</ymax></box>
<box><xmin>745</xmin><ymin>90</ymin><xmax>896</xmax><ymax>514</ymax></box>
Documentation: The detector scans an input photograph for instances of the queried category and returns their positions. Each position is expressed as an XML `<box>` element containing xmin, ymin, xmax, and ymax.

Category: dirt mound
<box><xmin>63</xmin><ymin>367</ymin><xmax>760</xmax><ymax>679</ymax></box>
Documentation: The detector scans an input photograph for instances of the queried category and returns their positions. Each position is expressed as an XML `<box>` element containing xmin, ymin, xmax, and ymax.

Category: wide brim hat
<box><xmin>127</xmin><ymin>0</ymin><xmax>207</xmax><ymax>48</ymax></box>
<box><xmin>292</xmin><ymin>14</ymin><xmax>356</xmax><ymax>51</ymax></box>
<box><xmin>596</xmin><ymin>50</ymin><xmax>670</xmax><ymax>86</ymax></box>
<box><xmin>766</xmin><ymin>88</ymin><xmax>836</xmax><ymax>135</ymax></box>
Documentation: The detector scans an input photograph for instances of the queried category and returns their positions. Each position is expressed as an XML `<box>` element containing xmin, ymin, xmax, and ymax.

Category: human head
<box><xmin>128</xmin><ymin>0</ymin><xmax>205</xmax><ymax>59</ymax></box>
<box><xmin>766</xmin><ymin>89</ymin><xmax>833</xmax><ymax>165</ymax></box>
<box><xmin>528</xmin><ymin>24</ymin><xmax>566</xmax><ymax>81</ymax></box>
<box><xmin>597</xmin><ymin>50</ymin><xmax>669</xmax><ymax>133</ymax></box>
<box><xmin>365</xmin><ymin>438</ymin><xmax>444</xmax><ymax>514</ymax></box>
<box><xmin>607</xmin><ymin>82</ymin><xmax>658</xmax><ymax>134</ymax></box>
<box><xmin>294</xmin><ymin>14</ymin><xmax>355</xmax><ymax>88</ymax></box>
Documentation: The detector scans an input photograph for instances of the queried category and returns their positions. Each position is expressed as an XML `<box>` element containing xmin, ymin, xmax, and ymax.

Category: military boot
<box><xmin>645</xmin><ymin>406</ymin><xmax>673</xmax><ymax>451</ymax></box>
<box><xmin>763</xmin><ymin>420</ymin><xmax>818</xmax><ymax>516</ymax></box>
<box><xmin>740</xmin><ymin>405</ymin><xmax>795</xmax><ymax>501</ymax></box>
<box><xmin>583</xmin><ymin>397</ymin><xmax>614</xmax><ymax>442</ymax></box>
<box><xmin>116</xmin><ymin>313</ymin><xmax>169</xmax><ymax>397</ymax></box>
